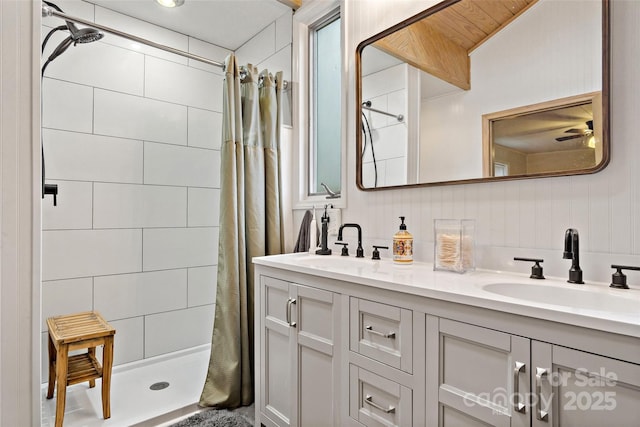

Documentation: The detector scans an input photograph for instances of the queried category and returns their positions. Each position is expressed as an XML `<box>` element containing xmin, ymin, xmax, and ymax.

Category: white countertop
<box><xmin>253</xmin><ymin>253</ymin><xmax>640</xmax><ymax>338</ymax></box>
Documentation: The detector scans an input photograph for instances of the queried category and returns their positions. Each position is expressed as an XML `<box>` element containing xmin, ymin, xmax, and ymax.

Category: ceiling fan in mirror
<box><xmin>556</xmin><ymin>120</ymin><xmax>594</xmax><ymax>142</ymax></box>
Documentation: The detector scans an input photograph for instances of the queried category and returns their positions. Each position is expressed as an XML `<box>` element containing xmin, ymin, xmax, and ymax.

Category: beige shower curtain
<box><xmin>200</xmin><ymin>54</ymin><xmax>284</xmax><ymax>408</ymax></box>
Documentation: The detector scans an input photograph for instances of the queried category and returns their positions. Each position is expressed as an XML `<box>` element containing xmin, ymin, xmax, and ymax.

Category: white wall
<box><xmin>1</xmin><ymin>1</ymin><xmax>41</xmax><ymax>424</ymax></box>
<box><xmin>339</xmin><ymin>0</ymin><xmax>640</xmax><ymax>287</ymax></box>
<box><xmin>40</xmin><ymin>0</ymin><xmax>292</xmax><ymax>380</ymax></box>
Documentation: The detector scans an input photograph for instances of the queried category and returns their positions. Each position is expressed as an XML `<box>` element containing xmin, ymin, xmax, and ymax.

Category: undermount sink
<box><xmin>483</xmin><ymin>282</ymin><xmax>640</xmax><ymax>313</ymax></box>
<box><xmin>293</xmin><ymin>255</ymin><xmax>377</xmax><ymax>270</ymax></box>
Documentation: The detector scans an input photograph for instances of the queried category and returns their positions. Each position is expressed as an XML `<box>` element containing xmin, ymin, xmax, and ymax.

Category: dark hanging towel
<box><xmin>293</xmin><ymin>210</ymin><xmax>317</xmax><ymax>252</ymax></box>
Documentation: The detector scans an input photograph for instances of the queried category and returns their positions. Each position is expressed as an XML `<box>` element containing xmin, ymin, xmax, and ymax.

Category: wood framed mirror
<box><xmin>355</xmin><ymin>0</ymin><xmax>609</xmax><ymax>190</ymax></box>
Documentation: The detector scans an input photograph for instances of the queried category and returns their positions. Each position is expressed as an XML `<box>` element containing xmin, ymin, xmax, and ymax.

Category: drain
<box><xmin>150</xmin><ymin>381</ymin><xmax>170</xmax><ymax>391</ymax></box>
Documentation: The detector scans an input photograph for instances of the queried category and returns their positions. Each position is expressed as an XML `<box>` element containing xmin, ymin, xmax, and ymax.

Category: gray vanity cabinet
<box><xmin>531</xmin><ymin>341</ymin><xmax>640</xmax><ymax>427</ymax></box>
<box><xmin>258</xmin><ymin>275</ymin><xmax>341</xmax><ymax>427</ymax></box>
<box><xmin>426</xmin><ymin>317</ymin><xmax>530</xmax><ymax>427</ymax></box>
<box><xmin>254</xmin><ymin>258</ymin><xmax>640</xmax><ymax>427</ymax></box>
<box><xmin>427</xmin><ymin>318</ymin><xmax>640</xmax><ymax>427</ymax></box>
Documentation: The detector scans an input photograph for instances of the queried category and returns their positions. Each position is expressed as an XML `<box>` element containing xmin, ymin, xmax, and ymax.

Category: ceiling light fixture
<box><xmin>156</xmin><ymin>0</ymin><xmax>184</xmax><ymax>7</ymax></box>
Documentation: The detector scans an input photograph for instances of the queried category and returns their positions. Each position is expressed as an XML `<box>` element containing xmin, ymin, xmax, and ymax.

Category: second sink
<box><xmin>483</xmin><ymin>282</ymin><xmax>639</xmax><ymax>313</ymax></box>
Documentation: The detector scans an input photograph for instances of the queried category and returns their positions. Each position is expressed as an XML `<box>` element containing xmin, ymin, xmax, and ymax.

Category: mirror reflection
<box><xmin>485</xmin><ymin>92</ymin><xmax>602</xmax><ymax>177</ymax></box>
<box><xmin>356</xmin><ymin>0</ymin><xmax>608</xmax><ymax>189</ymax></box>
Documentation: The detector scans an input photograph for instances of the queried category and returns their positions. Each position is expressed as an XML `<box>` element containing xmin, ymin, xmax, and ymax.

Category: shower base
<box><xmin>41</xmin><ymin>344</ymin><xmax>210</xmax><ymax>427</ymax></box>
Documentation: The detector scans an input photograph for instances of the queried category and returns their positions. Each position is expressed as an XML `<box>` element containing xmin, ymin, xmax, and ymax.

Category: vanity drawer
<box><xmin>350</xmin><ymin>297</ymin><xmax>412</xmax><ymax>373</ymax></box>
<box><xmin>349</xmin><ymin>364</ymin><xmax>412</xmax><ymax>427</ymax></box>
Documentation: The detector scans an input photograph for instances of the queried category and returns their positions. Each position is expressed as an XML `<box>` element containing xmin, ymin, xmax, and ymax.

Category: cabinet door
<box><xmin>291</xmin><ymin>284</ymin><xmax>340</xmax><ymax>427</ymax></box>
<box><xmin>427</xmin><ymin>318</ymin><xmax>530</xmax><ymax>427</ymax></box>
<box><xmin>532</xmin><ymin>341</ymin><xmax>640</xmax><ymax>427</ymax></box>
<box><xmin>260</xmin><ymin>276</ymin><xmax>294</xmax><ymax>427</ymax></box>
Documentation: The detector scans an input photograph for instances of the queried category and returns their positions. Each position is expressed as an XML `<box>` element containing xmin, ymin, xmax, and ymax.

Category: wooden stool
<box><xmin>46</xmin><ymin>311</ymin><xmax>116</xmax><ymax>427</ymax></box>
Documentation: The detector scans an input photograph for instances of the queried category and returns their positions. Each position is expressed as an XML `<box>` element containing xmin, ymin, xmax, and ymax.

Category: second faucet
<box><xmin>563</xmin><ymin>228</ymin><xmax>584</xmax><ymax>284</ymax></box>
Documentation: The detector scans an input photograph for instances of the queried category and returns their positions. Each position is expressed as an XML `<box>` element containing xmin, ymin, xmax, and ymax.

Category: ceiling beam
<box><xmin>374</xmin><ymin>21</ymin><xmax>470</xmax><ymax>91</ymax></box>
<box><xmin>276</xmin><ymin>0</ymin><xmax>302</xmax><ymax>10</ymax></box>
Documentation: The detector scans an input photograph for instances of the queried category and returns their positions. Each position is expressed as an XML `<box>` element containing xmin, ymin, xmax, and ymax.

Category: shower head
<box><xmin>40</xmin><ymin>1</ymin><xmax>104</xmax><ymax>75</ymax></box>
<box><xmin>41</xmin><ymin>1</ymin><xmax>104</xmax><ymax>46</ymax></box>
<box><xmin>67</xmin><ymin>23</ymin><xmax>104</xmax><ymax>44</ymax></box>
<box><xmin>48</xmin><ymin>36</ymin><xmax>74</xmax><ymax>62</ymax></box>
<box><xmin>41</xmin><ymin>35</ymin><xmax>73</xmax><ymax>75</ymax></box>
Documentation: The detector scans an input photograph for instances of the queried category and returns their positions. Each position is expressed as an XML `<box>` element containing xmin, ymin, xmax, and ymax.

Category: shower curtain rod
<box><xmin>42</xmin><ymin>5</ymin><xmax>225</xmax><ymax>67</ymax></box>
<box><xmin>41</xmin><ymin>4</ymin><xmax>290</xmax><ymax>89</ymax></box>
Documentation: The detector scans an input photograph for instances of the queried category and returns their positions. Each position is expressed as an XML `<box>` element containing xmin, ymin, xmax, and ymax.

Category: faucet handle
<box><xmin>610</xmin><ymin>264</ymin><xmax>640</xmax><ymax>289</ymax></box>
<box><xmin>514</xmin><ymin>257</ymin><xmax>545</xmax><ymax>280</ymax></box>
<box><xmin>335</xmin><ymin>242</ymin><xmax>349</xmax><ymax>256</ymax></box>
<box><xmin>372</xmin><ymin>245</ymin><xmax>389</xmax><ymax>260</ymax></box>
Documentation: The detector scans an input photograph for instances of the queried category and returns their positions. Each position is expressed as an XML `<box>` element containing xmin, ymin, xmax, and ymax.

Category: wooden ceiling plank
<box><xmin>470</xmin><ymin>0</ymin><xmax>539</xmax><ymax>53</ymax></box>
<box><xmin>275</xmin><ymin>0</ymin><xmax>301</xmax><ymax>10</ymax></box>
<box><xmin>426</xmin><ymin>18</ymin><xmax>475</xmax><ymax>50</ymax></box>
<box><xmin>503</xmin><ymin>0</ymin><xmax>530</xmax><ymax>14</ymax></box>
<box><xmin>435</xmin><ymin>8</ymin><xmax>488</xmax><ymax>47</ymax></box>
<box><xmin>474</xmin><ymin>1</ymin><xmax>515</xmax><ymax>23</ymax></box>
<box><xmin>450</xmin><ymin>1</ymin><xmax>500</xmax><ymax>35</ymax></box>
<box><xmin>374</xmin><ymin>23</ymin><xmax>470</xmax><ymax>90</ymax></box>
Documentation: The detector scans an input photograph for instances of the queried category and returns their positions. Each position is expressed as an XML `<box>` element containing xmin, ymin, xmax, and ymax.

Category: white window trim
<box><xmin>292</xmin><ymin>0</ymin><xmax>346</xmax><ymax>209</ymax></box>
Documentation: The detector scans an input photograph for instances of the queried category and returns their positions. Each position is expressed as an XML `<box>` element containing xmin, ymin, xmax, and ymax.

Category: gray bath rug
<box><xmin>169</xmin><ymin>405</ymin><xmax>254</xmax><ymax>427</ymax></box>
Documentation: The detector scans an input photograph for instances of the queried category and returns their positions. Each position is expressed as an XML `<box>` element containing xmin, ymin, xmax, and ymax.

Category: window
<box><xmin>494</xmin><ymin>162</ymin><xmax>509</xmax><ymax>177</ymax></box>
<box><xmin>310</xmin><ymin>14</ymin><xmax>341</xmax><ymax>196</ymax></box>
<box><xmin>292</xmin><ymin>1</ymin><xmax>343</xmax><ymax>206</ymax></box>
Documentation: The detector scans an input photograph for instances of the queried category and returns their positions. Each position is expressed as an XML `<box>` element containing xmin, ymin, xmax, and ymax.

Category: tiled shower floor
<box><xmin>41</xmin><ymin>345</ymin><xmax>210</xmax><ymax>427</ymax></box>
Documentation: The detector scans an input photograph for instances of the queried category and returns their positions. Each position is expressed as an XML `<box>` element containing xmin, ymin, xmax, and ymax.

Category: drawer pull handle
<box><xmin>286</xmin><ymin>298</ymin><xmax>296</xmax><ymax>328</ymax></box>
<box><xmin>535</xmin><ymin>367</ymin><xmax>549</xmax><ymax>422</ymax></box>
<box><xmin>365</xmin><ymin>395</ymin><xmax>396</xmax><ymax>414</ymax></box>
<box><xmin>365</xmin><ymin>325</ymin><xmax>395</xmax><ymax>339</ymax></box>
<box><xmin>513</xmin><ymin>361</ymin><xmax>526</xmax><ymax>413</ymax></box>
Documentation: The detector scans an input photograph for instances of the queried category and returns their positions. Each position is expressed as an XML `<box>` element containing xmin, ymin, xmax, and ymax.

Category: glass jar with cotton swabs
<box><xmin>434</xmin><ymin>219</ymin><xmax>476</xmax><ymax>273</ymax></box>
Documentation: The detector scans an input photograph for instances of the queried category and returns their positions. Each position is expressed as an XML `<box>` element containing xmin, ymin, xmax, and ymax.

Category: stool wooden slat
<box><xmin>46</xmin><ymin>311</ymin><xmax>115</xmax><ymax>427</ymax></box>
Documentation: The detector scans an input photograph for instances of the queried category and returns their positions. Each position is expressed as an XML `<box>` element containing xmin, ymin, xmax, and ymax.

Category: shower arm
<box><xmin>41</xmin><ymin>4</ymin><xmax>225</xmax><ymax>69</ymax></box>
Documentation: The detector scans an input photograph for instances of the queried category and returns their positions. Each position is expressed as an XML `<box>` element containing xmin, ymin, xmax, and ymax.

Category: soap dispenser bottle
<box><xmin>393</xmin><ymin>216</ymin><xmax>413</xmax><ymax>264</ymax></box>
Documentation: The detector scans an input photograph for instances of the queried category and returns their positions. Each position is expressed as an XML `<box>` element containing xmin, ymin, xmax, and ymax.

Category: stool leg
<box><xmin>88</xmin><ymin>347</ymin><xmax>96</xmax><ymax>388</ymax></box>
<box><xmin>101</xmin><ymin>337</ymin><xmax>114</xmax><ymax>419</ymax></box>
<box><xmin>54</xmin><ymin>345</ymin><xmax>69</xmax><ymax>427</ymax></box>
<box><xmin>46</xmin><ymin>334</ymin><xmax>56</xmax><ymax>399</ymax></box>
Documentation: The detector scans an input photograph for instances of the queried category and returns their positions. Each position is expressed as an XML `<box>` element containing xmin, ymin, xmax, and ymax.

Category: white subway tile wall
<box><xmin>43</xmin><ymin>130</ymin><xmax>145</xmax><ymax>183</ymax></box>
<box><xmin>144</xmin><ymin>305</ymin><xmax>215</xmax><ymax>358</ymax></box>
<box><xmin>187</xmin><ymin>266</ymin><xmax>218</xmax><ymax>308</ymax></box>
<box><xmin>362</xmin><ymin>63</ymin><xmax>408</xmax><ymax>187</ymax></box>
<box><xmin>94</xmin><ymin>89</ymin><xmax>188</xmax><ymax>144</ymax></box>
<box><xmin>40</xmin><ymin>0</ymin><xmax>292</xmax><ymax>382</ymax></box>
<box><xmin>42</xmin><ymin>180</ymin><xmax>93</xmax><ymax>230</ymax></box>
